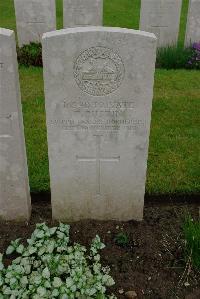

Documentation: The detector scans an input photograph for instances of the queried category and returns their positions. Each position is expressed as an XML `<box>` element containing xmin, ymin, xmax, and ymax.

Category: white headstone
<box><xmin>140</xmin><ymin>0</ymin><xmax>182</xmax><ymax>47</ymax></box>
<box><xmin>14</xmin><ymin>0</ymin><xmax>56</xmax><ymax>47</ymax></box>
<box><xmin>0</xmin><ymin>28</ymin><xmax>31</xmax><ymax>221</ymax></box>
<box><xmin>42</xmin><ymin>27</ymin><xmax>157</xmax><ymax>222</ymax></box>
<box><xmin>63</xmin><ymin>0</ymin><xmax>103</xmax><ymax>28</ymax></box>
<box><xmin>185</xmin><ymin>0</ymin><xmax>200</xmax><ymax>46</ymax></box>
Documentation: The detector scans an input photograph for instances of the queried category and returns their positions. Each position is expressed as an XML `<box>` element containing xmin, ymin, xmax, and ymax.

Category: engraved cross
<box><xmin>76</xmin><ymin>135</ymin><xmax>120</xmax><ymax>195</ymax></box>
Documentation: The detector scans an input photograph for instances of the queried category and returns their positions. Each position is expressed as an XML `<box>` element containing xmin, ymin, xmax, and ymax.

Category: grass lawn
<box><xmin>20</xmin><ymin>66</ymin><xmax>200</xmax><ymax>195</ymax></box>
<box><xmin>1</xmin><ymin>0</ymin><xmax>199</xmax><ymax>195</ymax></box>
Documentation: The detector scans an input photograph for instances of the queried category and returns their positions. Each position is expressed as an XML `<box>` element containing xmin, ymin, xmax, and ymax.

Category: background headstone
<box><xmin>140</xmin><ymin>0</ymin><xmax>182</xmax><ymax>47</ymax></box>
<box><xmin>185</xmin><ymin>0</ymin><xmax>200</xmax><ymax>46</ymax></box>
<box><xmin>14</xmin><ymin>0</ymin><xmax>56</xmax><ymax>47</ymax></box>
<box><xmin>42</xmin><ymin>27</ymin><xmax>157</xmax><ymax>222</ymax></box>
<box><xmin>0</xmin><ymin>28</ymin><xmax>31</xmax><ymax>220</ymax></box>
<box><xmin>63</xmin><ymin>0</ymin><xmax>103</xmax><ymax>28</ymax></box>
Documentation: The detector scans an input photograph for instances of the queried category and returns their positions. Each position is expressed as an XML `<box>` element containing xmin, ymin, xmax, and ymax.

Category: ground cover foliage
<box><xmin>0</xmin><ymin>223</ymin><xmax>116</xmax><ymax>299</ymax></box>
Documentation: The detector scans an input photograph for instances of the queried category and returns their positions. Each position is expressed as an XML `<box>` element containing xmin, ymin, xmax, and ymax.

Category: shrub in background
<box><xmin>187</xmin><ymin>42</ymin><xmax>200</xmax><ymax>69</ymax></box>
<box><xmin>17</xmin><ymin>43</ymin><xmax>42</xmax><ymax>67</ymax></box>
<box><xmin>183</xmin><ymin>215</ymin><xmax>200</xmax><ymax>270</ymax></box>
<box><xmin>0</xmin><ymin>223</ymin><xmax>116</xmax><ymax>299</ymax></box>
<box><xmin>17</xmin><ymin>42</ymin><xmax>200</xmax><ymax>70</ymax></box>
<box><xmin>156</xmin><ymin>46</ymin><xmax>193</xmax><ymax>69</ymax></box>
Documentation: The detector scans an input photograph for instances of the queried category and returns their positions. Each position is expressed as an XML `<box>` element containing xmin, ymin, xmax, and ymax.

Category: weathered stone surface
<box><xmin>0</xmin><ymin>28</ymin><xmax>31</xmax><ymax>220</ymax></box>
<box><xmin>185</xmin><ymin>0</ymin><xmax>200</xmax><ymax>46</ymax></box>
<box><xmin>42</xmin><ymin>27</ymin><xmax>157</xmax><ymax>221</ymax></box>
<box><xmin>63</xmin><ymin>0</ymin><xmax>103</xmax><ymax>28</ymax></box>
<box><xmin>140</xmin><ymin>0</ymin><xmax>182</xmax><ymax>47</ymax></box>
<box><xmin>14</xmin><ymin>0</ymin><xmax>56</xmax><ymax>47</ymax></box>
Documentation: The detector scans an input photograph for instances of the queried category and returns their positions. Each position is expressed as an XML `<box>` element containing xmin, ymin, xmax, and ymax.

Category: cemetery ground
<box><xmin>0</xmin><ymin>201</ymin><xmax>200</xmax><ymax>298</ymax></box>
<box><xmin>0</xmin><ymin>0</ymin><xmax>200</xmax><ymax>298</ymax></box>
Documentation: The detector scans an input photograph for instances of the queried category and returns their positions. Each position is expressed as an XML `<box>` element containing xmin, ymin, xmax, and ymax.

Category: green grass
<box><xmin>147</xmin><ymin>69</ymin><xmax>200</xmax><ymax>194</ymax></box>
<box><xmin>179</xmin><ymin>0</ymin><xmax>190</xmax><ymax>47</ymax></box>
<box><xmin>0</xmin><ymin>0</ymin><xmax>189</xmax><ymax>46</ymax></box>
<box><xmin>20</xmin><ymin>67</ymin><xmax>49</xmax><ymax>192</ymax></box>
<box><xmin>0</xmin><ymin>0</ymin><xmax>16</xmax><ymax>31</ymax></box>
<box><xmin>183</xmin><ymin>215</ymin><xmax>200</xmax><ymax>270</ymax></box>
<box><xmin>104</xmin><ymin>0</ymin><xmax>141</xmax><ymax>29</ymax></box>
<box><xmin>19</xmin><ymin>67</ymin><xmax>200</xmax><ymax>194</ymax></box>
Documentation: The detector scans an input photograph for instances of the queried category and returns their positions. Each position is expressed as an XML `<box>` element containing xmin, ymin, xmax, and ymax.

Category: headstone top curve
<box><xmin>42</xmin><ymin>26</ymin><xmax>157</xmax><ymax>41</ymax></box>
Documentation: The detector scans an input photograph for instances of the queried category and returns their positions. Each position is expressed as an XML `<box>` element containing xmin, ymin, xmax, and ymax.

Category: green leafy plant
<box><xmin>0</xmin><ymin>223</ymin><xmax>116</xmax><ymax>298</ymax></box>
<box><xmin>183</xmin><ymin>215</ymin><xmax>200</xmax><ymax>270</ymax></box>
<box><xmin>17</xmin><ymin>43</ymin><xmax>42</xmax><ymax>67</ymax></box>
<box><xmin>114</xmin><ymin>232</ymin><xmax>129</xmax><ymax>248</ymax></box>
<box><xmin>187</xmin><ymin>42</ymin><xmax>200</xmax><ymax>69</ymax></box>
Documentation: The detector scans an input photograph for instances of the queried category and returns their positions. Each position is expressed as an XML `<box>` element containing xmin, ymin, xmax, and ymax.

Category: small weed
<box><xmin>114</xmin><ymin>232</ymin><xmax>129</xmax><ymax>247</ymax></box>
<box><xmin>17</xmin><ymin>43</ymin><xmax>42</xmax><ymax>67</ymax></box>
<box><xmin>183</xmin><ymin>214</ymin><xmax>200</xmax><ymax>270</ymax></box>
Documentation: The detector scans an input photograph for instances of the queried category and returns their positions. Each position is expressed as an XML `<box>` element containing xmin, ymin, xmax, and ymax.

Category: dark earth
<box><xmin>0</xmin><ymin>196</ymin><xmax>200</xmax><ymax>299</ymax></box>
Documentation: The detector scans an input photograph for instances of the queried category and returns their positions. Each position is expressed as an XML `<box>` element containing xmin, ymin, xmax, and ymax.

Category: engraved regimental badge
<box><xmin>74</xmin><ymin>47</ymin><xmax>125</xmax><ymax>96</ymax></box>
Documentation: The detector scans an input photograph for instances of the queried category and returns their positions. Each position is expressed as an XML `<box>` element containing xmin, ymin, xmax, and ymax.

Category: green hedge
<box><xmin>17</xmin><ymin>42</ymin><xmax>200</xmax><ymax>70</ymax></box>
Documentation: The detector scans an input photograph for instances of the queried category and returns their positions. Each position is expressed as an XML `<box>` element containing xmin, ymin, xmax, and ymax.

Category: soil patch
<box><xmin>0</xmin><ymin>200</ymin><xmax>199</xmax><ymax>299</ymax></box>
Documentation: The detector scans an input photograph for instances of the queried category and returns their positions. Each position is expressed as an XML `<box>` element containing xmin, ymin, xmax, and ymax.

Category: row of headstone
<box><xmin>185</xmin><ymin>0</ymin><xmax>200</xmax><ymax>47</ymax></box>
<box><xmin>140</xmin><ymin>0</ymin><xmax>182</xmax><ymax>48</ymax></box>
<box><xmin>140</xmin><ymin>0</ymin><xmax>200</xmax><ymax>47</ymax></box>
<box><xmin>0</xmin><ymin>26</ymin><xmax>157</xmax><ymax>221</ymax></box>
<box><xmin>14</xmin><ymin>0</ymin><xmax>103</xmax><ymax>47</ymax></box>
<box><xmin>14</xmin><ymin>0</ymin><xmax>200</xmax><ymax>48</ymax></box>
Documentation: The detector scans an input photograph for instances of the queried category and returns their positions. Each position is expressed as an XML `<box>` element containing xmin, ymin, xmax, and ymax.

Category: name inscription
<box><xmin>50</xmin><ymin>98</ymin><xmax>144</xmax><ymax>133</ymax></box>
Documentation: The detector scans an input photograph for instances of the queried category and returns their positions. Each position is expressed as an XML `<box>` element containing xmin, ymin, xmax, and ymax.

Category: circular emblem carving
<box><xmin>74</xmin><ymin>47</ymin><xmax>125</xmax><ymax>96</ymax></box>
